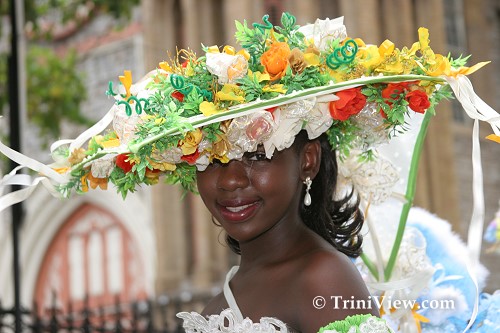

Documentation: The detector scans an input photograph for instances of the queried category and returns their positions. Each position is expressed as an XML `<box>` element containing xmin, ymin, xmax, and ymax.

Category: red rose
<box><xmin>405</xmin><ymin>90</ymin><xmax>431</xmax><ymax>113</ymax></box>
<box><xmin>381</xmin><ymin>82</ymin><xmax>411</xmax><ymax>105</ymax></box>
<box><xmin>116</xmin><ymin>154</ymin><xmax>134</xmax><ymax>173</ymax></box>
<box><xmin>171</xmin><ymin>91</ymin><xmax>185</xmax><ymax>102</ymax></box>
<box><xmin>181</xmin><ymin>150</ymin><xmax>200</xmax><ymax>165</ymax></box>
<box><xmin>329</xmin><ymin>88</ymin><xmax>367</xmax><ymax>121</ymax></box>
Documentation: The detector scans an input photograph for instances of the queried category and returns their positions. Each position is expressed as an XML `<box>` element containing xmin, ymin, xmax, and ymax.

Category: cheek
<box><xmin>196</xmin><ymin>170</ymin><xmax>217</xmax><ymax>200</ymax></box>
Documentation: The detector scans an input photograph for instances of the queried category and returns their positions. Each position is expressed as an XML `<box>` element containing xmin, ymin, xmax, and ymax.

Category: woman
<box><xmin>0</xmin><ymin>11</ymin><xmax>495</xmax><ymax>333</ymax></box>
<box><xmin>196</xmin><ymin>132</ymin><xmax>378</xmax><ymax>332</ymax></box>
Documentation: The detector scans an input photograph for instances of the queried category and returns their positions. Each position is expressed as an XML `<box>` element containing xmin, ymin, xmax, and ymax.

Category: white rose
<box><xmin>206</xmin><ymin>52</ymin><xmax>248</xmax><ymax>84</ymax></box>
<box><xmin>298</xmin><ymin>17</ymin><xmax>347</xmax><ymax>51</ymax></box>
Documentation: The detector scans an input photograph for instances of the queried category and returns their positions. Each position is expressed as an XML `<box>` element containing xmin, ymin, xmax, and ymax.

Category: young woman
<box><xmin>0</xmin><ymin>11</ymin><xmax>495</xmax><ymax>333</ymax></box>
<box><xmin>196</xmin><ymin>131</ymin><xmax>379</xmax><ymax>332</ymax></box>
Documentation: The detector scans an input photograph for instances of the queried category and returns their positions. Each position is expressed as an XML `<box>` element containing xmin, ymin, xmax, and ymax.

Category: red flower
<box><xmin>181</xmin><ymin>150</ymin><xmax>201</xmax><ymax>165</ymax></box>
<box><xmin>381</xmin><ymin>82</ymin><xmax>411</xmax><ymax>105</ymax></box>
<box><xmin>405</xmin><ymin>90</ymin><xmax>431</xmax><ymax>113</ymax></box>
<box><xmin>171</xmin><ymin>91</ymin><xmax>185</xmax><ymax>102</ymax></box>
<box><xmin>329</xmin><ymin>88</ymin><xmax>367</xmax><ymax>121</ymax></box>
<box><xmin>116</xmin><ymin>154</ymin><xmax>134</xmax><ymax>173</ymax></box>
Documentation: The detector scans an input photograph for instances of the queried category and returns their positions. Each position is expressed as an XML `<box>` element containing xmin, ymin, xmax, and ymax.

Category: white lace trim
<box><xmin>177</xmin><ymin>308</ymin><xmax>288</xmax><ymax>333</ymax></box>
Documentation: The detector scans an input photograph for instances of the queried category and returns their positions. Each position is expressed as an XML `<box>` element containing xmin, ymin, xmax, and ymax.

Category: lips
<box><xmin>217</xmin><ymin>199</ymin><xmax>261</xmax><ymax>222</ymax></box>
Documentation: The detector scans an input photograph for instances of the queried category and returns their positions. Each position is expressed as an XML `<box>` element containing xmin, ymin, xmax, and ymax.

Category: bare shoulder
<box><xmin>294</xmin><ymin>249</ymin><xmax>379</xmax><ymax>333</ymax></box>
<box><xmin>201</xmin><ymin>292</ymin><xmax>227</xmax><ymax>317</ymax></box>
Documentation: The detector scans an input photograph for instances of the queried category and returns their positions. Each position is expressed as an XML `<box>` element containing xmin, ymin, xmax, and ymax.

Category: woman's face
<box><xmin>196</xmin><ymin>145</ymin><xmax>305</xmax><ymax>243</ymax></box>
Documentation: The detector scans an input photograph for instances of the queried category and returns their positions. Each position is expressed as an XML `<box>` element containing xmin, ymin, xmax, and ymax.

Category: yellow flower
<box><xmin>357</xmin><ymin>45</ymin><xmax>382</xmax><ymax>74</ymax></box>
<box><xmin>447</xmin><ymin>61</ymin><xmax>490</xmax><ymax>77</ymax></box>
<box><xmin>155</xmin><ymin>117</ymin><xmax>166</xmax><ymax>125</ymax></box>
<box><xmin>200</xmin><ymin>101</ymin><xmax>222</xmax><ymax>116</ymax></box>
<box><xmin>159</xmin><ymin>61</ymin><xmax>173</xmax><ymax>72</ymax></box>
<box><xmin>378</xmin><ymin>40</ymin><xmax>395</xmax><ymax>57</ymax></box>
<box><xmin>179</xmin><ymin>128</ymin><xmax>203</xmax><ymax>155</ymax></box>
<box><xmin>100</xmin><ymin>138</ymin><xmax>120</xmax><ymax>149</ymax></box>
<box><xmin>216</xmin><ymin>84</ymin><xmax>245</xmax><ymax>102</ymax></box>
<box><xmin>263</xmin><ymin>84</ymin><xmax>287</xmax><ymax>94</ymax></box>
<box><xmin>53</xmin><ymin>167</ymin><xmax>70</xmax><ymax>174</ymax></box>
<box><xmin>304</xmin><ymin>52</ymin><xmax>320</xmax><ymax>66</ymax></box>
<box><xmin>486</xmin><ymin>134</ymin><xmax>500</xmax><ymax>143</ymax></box>
<box><xmin>148</xmin><ymin>159</ymin><xmax>176</xmax><ymax>172</ymax></box>
<box><xmin>119</xmin><ymin>70</ymin><xmax>133</xmax><ymax>99</ymax></box>
<box><xmin>209</xmin><ymin>134</ymin><xmax>230</xmax><ymax>163</ymax></box>
<box><xmin>252</xmin><ymin>71</ymin><xmax>271</xmax><ymax>82</ymax></box>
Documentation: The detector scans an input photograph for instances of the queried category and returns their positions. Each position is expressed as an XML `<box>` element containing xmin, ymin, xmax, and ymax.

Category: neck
<box><xmin>237</xmin><ymin>214</ymin><xmax>313</xmax><ymax>270</ymax></box>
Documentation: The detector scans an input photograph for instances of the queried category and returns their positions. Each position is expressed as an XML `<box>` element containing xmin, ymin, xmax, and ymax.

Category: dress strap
<box><xmin>223</xmin><ymin>266</ymin><xmax>244</xmax><ymax>321</ymax></box>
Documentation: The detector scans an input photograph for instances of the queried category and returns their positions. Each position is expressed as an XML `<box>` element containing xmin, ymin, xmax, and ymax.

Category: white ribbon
<box><xmin>443</xmin><ymin>74</ymin><xmax>500</xmax><ymax>332</ymax></box>
<box><xmin>0</xmin><ymin>104</ymin><xmax>117</xmax><ymax>214</ymax></box>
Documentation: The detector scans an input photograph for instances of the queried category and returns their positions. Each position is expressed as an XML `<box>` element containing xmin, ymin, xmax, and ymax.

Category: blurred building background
<box><xmin>0</xmin><ymin>0</ymin><xmax>499</xmax><ymax>329</ymax></box>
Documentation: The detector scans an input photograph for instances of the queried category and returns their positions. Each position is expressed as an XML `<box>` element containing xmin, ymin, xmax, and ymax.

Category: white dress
<box><xmin>176</xmin><ymin>266</ymin><xmax>394</xmax><ymax>333</ymax></box>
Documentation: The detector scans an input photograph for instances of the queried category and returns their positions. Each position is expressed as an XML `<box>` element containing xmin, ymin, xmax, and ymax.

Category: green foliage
<box><xmin>26</xmin><ymin>46</ymin><xmax>93</xmax><ymax>144</ymax></box>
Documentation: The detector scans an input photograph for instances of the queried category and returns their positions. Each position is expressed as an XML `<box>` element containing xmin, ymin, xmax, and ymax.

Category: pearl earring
<box><xmin>303</xmin><ymin>177</ymin><xmax>312</xmax><ymax>206</ymax></box>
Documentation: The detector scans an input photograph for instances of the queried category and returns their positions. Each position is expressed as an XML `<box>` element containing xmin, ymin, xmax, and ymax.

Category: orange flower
<box><xmin>261</xmin><ymin>42</ymin><xmax>291</xmax><ymax>81</ymax></box>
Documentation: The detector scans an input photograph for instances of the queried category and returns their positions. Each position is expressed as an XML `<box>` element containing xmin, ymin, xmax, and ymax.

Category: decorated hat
<box><xmin>0</xmin><ymin>13</ymin><xmax>499</xmax><ymax>209</ymax></box>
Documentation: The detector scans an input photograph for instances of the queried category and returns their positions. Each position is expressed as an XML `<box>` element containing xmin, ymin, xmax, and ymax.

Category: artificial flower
<box><xmin>261</xmin><ymin>41</ymin><xmax>291</xmax><ymax>81</ymax></box>
<box><xmin>216</xmin><ymin>84</ymin><xmax>245</xmax><ymax>102</ymax></box>
<box><xmin>148</xmin><ymin>159</ymin><xmax>176</xmax><ymax>172</ymax></box>
<box><xmin>181</xmin><ymin>150</ymin><xmax>201</xmax><ymax>165</ymax></box>
<box><xmin>210</xmin><ymin>134</ymin><xmax>230</xmax><ymax>163</ymax></box>
<box><xmin>206</xmin><ymin>50</ymin><xmax>248</xmax><ymax>84</ymax></box>
<box><xmin>405</xmin><ymin>90</ymin><xmax>431</xmax><ymax>113</ymax></box>
<box><xmin>262</xmin><ymin>84</ymin><xmax>287</xmax><ymax>94</ymax></box>
<box><xmin>171</xmin><ymin>91</ymin><xmax>184</xmax><ymax>102</ymax></box>
<box><xmin>116</xmin><ymin>154</ymin><xmax>134</xmax><ymax>173</ymax></box>
<box><xmin>119</xmin><ymin>70</ymin><xmax>133</xmax><ymax>99</ymax></box>
<box><xmin>357</xmin><ymin>44</ymin><xmax>382</xmax><ymax>74</ymax></box>
<box><xmin>298</xmin><ymin>17</ymin><xmax>347</xmax><ymax>51</ymax></box>
<box><xmin>328</xmin><ymin>88</ymin><xmax>367</xmax><ymax>121</ymax></box>
<box><xmin>288</xmin><ymin>48</ymin><xmax>307</xmax><ymax>74</ymax></box>
<box><xmin>68</xmin><ymin>148</ymin><xmax>87</xmax><ymax>165</ymax></box>
<box><xmin>144</xmin><ymin>168</ymin><xmax>161</xmax><ymax>185</ymax></box>
<box><xmin>199</xmin><ymin>101</ymin><xmax>221</xmax><ymax>116</ymax></box>
<box><xmin>486</xmin><ymin>134</ymin><xmax>500</xmax><ymax>143</ymax></box>
<box><xmin>87</xmin><ymin>172</ymin><xmax>108</xmax><ymax>190</ymax></box>
<box><xmin>381</xmin><ymin>82</ymin><xmax>411</xmax><ymax>105</ymax></box>
<box><xmin>179</xmin><ymin>128</ymin><xmax>203</xmax><ymax>155</ymax></box>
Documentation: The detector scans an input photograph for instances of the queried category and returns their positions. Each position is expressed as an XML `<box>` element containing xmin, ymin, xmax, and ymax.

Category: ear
<box><xmin>300</xmin><ymin>139</ymin><xmax>321</xmax><ymax>181</ymax></box>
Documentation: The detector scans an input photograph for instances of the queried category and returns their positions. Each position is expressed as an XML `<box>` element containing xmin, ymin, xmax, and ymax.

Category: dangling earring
<box><xmin>303</xmin><ymin>177</ymin><xmax>312</xmax><ymax>206</ymax></box>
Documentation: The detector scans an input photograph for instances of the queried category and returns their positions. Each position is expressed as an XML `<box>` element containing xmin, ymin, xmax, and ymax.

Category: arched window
<box><xmin>34</xmin><ymin>204</ymin><xmax>147</xmax><ymax>313</ymax></box>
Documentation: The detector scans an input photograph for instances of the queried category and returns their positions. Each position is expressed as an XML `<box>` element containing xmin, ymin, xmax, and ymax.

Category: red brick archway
<box><xmin>34</xmin><ymin>203</ymin><xmax>147</xmax><ymax>313</ymax></box>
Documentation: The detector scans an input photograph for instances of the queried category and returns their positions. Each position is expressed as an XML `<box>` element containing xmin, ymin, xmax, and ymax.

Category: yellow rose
<box><xmin>179</xmin><ymin>128</ymin><xmax>203</xmax><ymax>155</ymax></box>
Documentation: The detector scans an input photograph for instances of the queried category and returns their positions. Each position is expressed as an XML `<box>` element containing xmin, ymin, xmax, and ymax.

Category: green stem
<box><xmin>384</xmin><ymin>110</ymin><xmax>434</xmax><ymax>281</ymax></box>
<box><xmin>360</xmin><ymin>253</ymin><xmax>379</xmax><ymax>281</ymax></box>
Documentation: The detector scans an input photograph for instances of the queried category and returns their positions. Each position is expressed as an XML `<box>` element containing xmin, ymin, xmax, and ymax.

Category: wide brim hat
<box><xmin>0</xmin><ymin>12</ymin><xmax>498</xmax><ymax>207</ymax></box>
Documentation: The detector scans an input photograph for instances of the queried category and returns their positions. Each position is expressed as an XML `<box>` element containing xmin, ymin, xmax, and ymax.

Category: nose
<box><xmin>216</xmin><ymin>159</ymin><xmax>250</xmax><ymax>191</ymax></box>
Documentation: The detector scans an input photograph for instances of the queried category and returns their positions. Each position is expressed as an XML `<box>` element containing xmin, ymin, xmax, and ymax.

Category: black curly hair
<box><xmin>224</xmin><ymin>131</ymin><xmax>364</xmax><ymax>257</ymax></box>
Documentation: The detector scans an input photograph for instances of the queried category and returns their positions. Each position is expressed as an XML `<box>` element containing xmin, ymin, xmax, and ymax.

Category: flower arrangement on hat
<box><xmin>49</xmin><ymin>12</ymin><xmax>491</xmax><ymax>198</ymax></box>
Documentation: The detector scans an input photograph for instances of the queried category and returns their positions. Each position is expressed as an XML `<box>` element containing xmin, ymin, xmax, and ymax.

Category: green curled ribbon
<box><xmin>106</xmin><ymin>81</ymin><xmax>117</xmax><ymax>96</ymax></box>
<box><xmin>170</xmin><ymin>74</ymin><xmax>213</xmax><ymax>102</ymax></box>
<box><xmin>326</xmin><ymin>39</ymin><xmax>359</xmax><ymax>70</ymax></box>
<box><xmin>117</xmin><ymin>97</ymin><xmax>150</xmax><ymax>116</ymax></box>
<box><xmin>253</xmin><ymin>14</ymin><xmax>273</xmax><ymax>33</ymax></box>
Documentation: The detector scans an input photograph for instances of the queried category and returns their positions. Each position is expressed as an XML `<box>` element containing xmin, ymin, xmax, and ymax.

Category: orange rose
<box><xmin>328</xmin><ymin>88</ymin><xmax>367</xmax><ymax>121</ymax></box>
<box><xmin>261</xmin><ymin>42</ymin><xmax>291</xmax><ymax>81</ymax></box>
